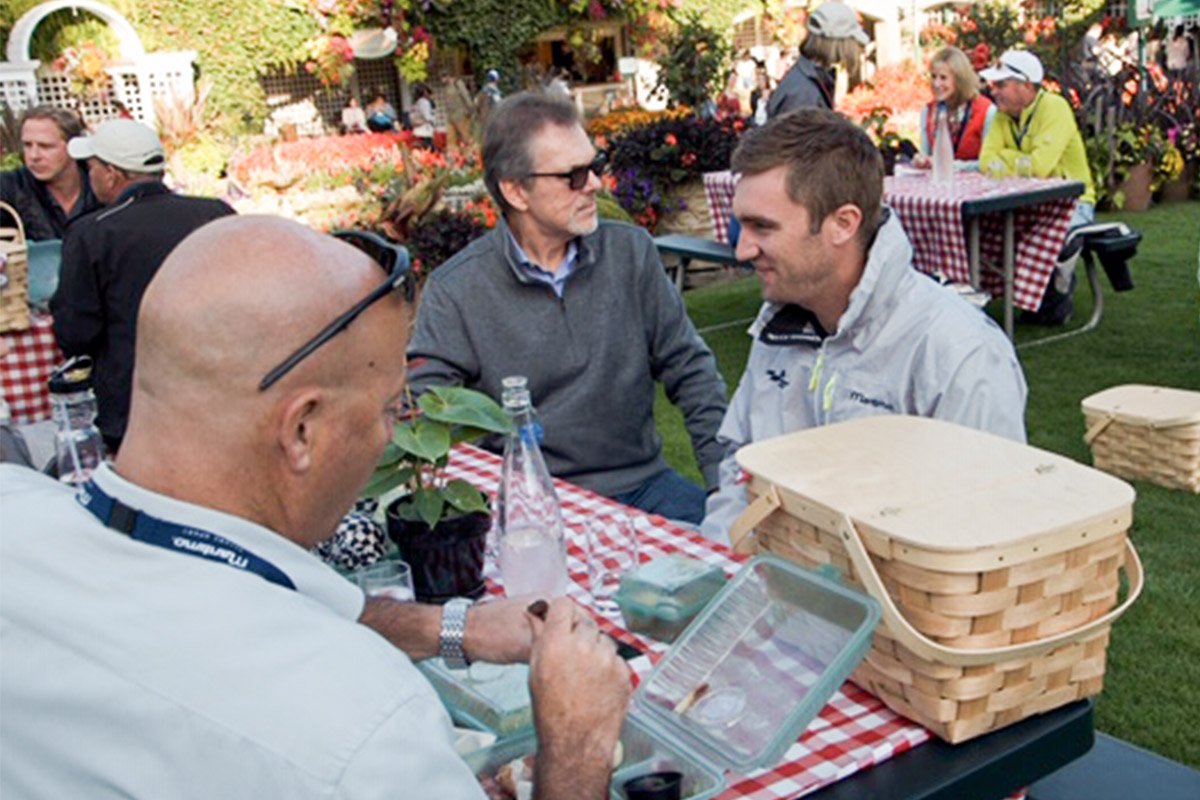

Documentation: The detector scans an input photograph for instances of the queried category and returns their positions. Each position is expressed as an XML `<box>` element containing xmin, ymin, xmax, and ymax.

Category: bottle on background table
<box><xmin>932</xmin><ymin>104</ymin><xmax>955</xmax><ymax>185</ymax></box>
<box><xmin>495</xmin><ymin>375</ymin><xmax>569</xmax><ymax>598</ymax></box>
<box><xmin>48</xmin><ymin>356</ymin><xmax>105</xmax><ymax>485</ymax></box>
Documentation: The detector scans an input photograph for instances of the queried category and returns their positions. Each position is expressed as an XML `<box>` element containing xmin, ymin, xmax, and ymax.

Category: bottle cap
<box><xmin>48</xmin><ymin>355</ymin><xmax>95</xmax><ymax>394</ymax></box>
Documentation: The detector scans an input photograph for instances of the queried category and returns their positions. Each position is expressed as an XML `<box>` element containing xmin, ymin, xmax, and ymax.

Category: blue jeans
<box><xmin>612</xmin><ymin>468</ymin><xmax>707</xmax><ymax>525</ymax></box>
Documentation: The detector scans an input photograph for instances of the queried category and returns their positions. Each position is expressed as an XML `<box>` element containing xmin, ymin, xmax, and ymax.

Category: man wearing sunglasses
<box><xmin>1</xmin><ymin>216</ymin><xmax>631</xmax><ymax>798</ymax></box>
<box><xmin>979</xmin><ymin>49</ymin><xmax>1095</xmax><ymax>325</ymax></box>
<box><xmin>407</xmin><ymin>92</ymin><xmax>727</xmax><ymax>525</ymax></box>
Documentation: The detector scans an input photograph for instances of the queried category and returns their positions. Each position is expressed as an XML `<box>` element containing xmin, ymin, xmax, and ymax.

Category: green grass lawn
<box><xmin>655</xmin><ymin>201</ymin><xmax>1200</xmax><ymax>766</ymax></box>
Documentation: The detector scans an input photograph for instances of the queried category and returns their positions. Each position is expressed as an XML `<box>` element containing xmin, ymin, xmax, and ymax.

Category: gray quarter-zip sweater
<box><xmin>407</xmin><ymin>217</ymin><xmax>728</xmax><ymax>496</ymax></box>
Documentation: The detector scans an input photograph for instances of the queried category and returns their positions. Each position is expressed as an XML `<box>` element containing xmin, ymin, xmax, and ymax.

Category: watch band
<box><xmin>439</xmin><ymin>597</ymin><xmax>472</xmax><ymax>669</ymax></box>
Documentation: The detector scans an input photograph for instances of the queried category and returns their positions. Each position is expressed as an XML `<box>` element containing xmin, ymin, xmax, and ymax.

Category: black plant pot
<box><xmin>385</xmin><ymin>501</ymin><xmax>490</xmax><ymax>604</ymax></box>
<box><xmin>880</xmin><ymin>147</ymin><xmax>897</xmax><ymax>177</ymax></box>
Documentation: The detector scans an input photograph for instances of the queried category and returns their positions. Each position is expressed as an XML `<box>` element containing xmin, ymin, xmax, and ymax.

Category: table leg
<box><xmin>968</xmin><ymin>219</ymin><xmax>981</xmax><ymax>288</ymax></box>
<box><xmin>1003</xmin><ymin>212</ymin><xmax>1016</xmax><ymax>339</ymax></box>
<box><xmin>675</xmin><ymin>256</ymin><xmax>689</xmax><ymax>292</ymax></box>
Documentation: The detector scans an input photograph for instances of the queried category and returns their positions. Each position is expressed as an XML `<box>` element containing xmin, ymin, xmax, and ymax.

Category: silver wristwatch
<box><xmin>439</xmin><ymin>597</ymin><xmax>472</xmax><ymax>669</ymax></box>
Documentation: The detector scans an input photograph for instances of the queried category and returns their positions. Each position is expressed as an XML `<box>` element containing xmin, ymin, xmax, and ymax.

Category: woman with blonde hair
<box><xmin>913</xmin><ymin>46</ymin><xmax>996</xmax><ymax>170</ymax></box>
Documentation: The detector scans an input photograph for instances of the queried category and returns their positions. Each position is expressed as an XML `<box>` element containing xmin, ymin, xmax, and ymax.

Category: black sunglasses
<box><xmin>527</xmin><ymin>152</ymin><xmax>607</xmax><ymax>191</ymax></box>
<box><xmin>258</xmin><ymin>230</ymin><xmax>415</xmax><ymax>392</ymax></box>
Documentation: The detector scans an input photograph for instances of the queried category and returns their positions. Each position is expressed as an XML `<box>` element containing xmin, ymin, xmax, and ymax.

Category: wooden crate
<box><xmin>730</xmin><ymin>416</ymin><xmax>1143</xmax><ymax>744</ymax></box>
<box><xmin>0</xmin><ymin>201</ymin><xmax>31</xmax><ymax>333</ymax></box>
<box><xmin>1083</xmin><ymin>384</ymin><xmax>1200</xmax><ymax>494</ymax></box>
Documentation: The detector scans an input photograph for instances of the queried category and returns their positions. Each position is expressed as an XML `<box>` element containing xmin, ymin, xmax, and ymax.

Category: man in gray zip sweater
<box><xmin>407</xmin><ymin>92</ymin><xmax>727</xmax><ymax>524</ymax></box>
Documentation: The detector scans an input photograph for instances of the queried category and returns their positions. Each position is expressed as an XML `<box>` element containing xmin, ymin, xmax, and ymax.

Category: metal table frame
<box><xmin>959</xmin><ymin>181</ymin><xmax>1085</xmax><ymax>338</ymax></box>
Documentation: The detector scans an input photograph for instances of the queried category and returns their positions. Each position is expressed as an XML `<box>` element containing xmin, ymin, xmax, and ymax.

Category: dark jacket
<box><xmin>766</xmin><ymin>56</ymin><xmax>834</xmax><ymax>119</ymax></box>
<box><xmin>50</xmin><ymin>182</ymin><xmax>234</xmax><ymax>444</ymax></box>
<box><xmin>407</xmin><ymin>218</ymin><xmax>728</xmax><ymax>496</ymax></box>
<box><xmin>0</xmin><ymin>164</ymin><xmax>101</xmax><ymax>241</ymax></box>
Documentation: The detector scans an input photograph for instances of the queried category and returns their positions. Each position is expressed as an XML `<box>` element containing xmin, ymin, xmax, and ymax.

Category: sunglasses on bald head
<box><xmin>527</xmin><ymin>152</ymin><xmax>608</xmax><ymax>191</ymax></box>
<box><xmin>258</xmin><ymin>230</ymin><xmax>414</xmax><ymax>392</ymax></box>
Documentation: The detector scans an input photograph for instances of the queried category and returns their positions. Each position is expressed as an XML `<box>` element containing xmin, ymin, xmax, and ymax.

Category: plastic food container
<box><xmin>468</xmin><ymin>555</ymin><xmax>881</xmax><ymax>797</ymax></box>
<box><xmin>613</xmin><ymin>555</ymin><xmax>726</xmax><ymax>643</ymax></box>
<box><xmin>418</xmin><ymin>659</ymin><xmax>533</xmax><ymax>738</ymax></box>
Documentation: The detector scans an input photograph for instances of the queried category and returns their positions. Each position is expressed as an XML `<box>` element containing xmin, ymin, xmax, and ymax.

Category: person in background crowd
<box><xmin>366</xmin><ymin>92</ymin><xmax>398</xmax><ymax>132</ymax></box>
<box><xmin>475</xmin><ymin>68</ymin><xmax>504</xmax><ymax>125</ymax></box>
<box><xmin>979</xmin><ymin>49</ymin><xmax>1095</xmax><ymax>325</ymax></box>
<box><xmin>0</xmin><ymin>106</ymin><xmax>100</xmax><ymax>241</ymax></box>
<box><xmin>2</xmin><ymin>215</ymin><xmax>630</xmax><ymax>799</ymax></box>
<box><xmin>912</xmin><ymin>46</ymin><xmax>997</xmax><ymax>170</ymax></box>
<box><xmin>767</xmin><ymin>1</ymin><xmax>868</xmax><ymax>118</ymax></box>
<box><xmin>407</xmin><ymin>91</ymin><xmax>728</xmax><ymax>525</ymax></box>
<box><xmin>409</xmin><ymin>83</ymin><xmax>436</xmax><ymax>149</ymax></box>
<box><xmin>50</xmin><ymin>119</ymin><xmax>234</xmax><ymax>454</ymax></box>
<box><xmin>341</xmin><ymin>97</ymin><xmax>367</xmax><ymax>134</ymax></box>
<box><xmin>1166</xmin><ymin>25</ymin><xmax>1192</xmax><ymax>79</ymax></box>
<box><xmin>700</xmin><ymin>109</ymin><xmax>1026</xmax><ymax>543</ymax></box>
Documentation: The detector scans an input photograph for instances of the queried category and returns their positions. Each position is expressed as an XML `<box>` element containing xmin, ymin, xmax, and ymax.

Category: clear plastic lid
<box><xmin>631</xmin><ymin>555</ymin><xmax>881</xmax><ymax>773</ymax></box>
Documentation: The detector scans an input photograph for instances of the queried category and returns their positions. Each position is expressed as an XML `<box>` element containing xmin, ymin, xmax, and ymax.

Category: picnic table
<box><xmin>447</xmin><ymin>444</ymin><xmax>1093</xmax><ymax>799</ymax></box>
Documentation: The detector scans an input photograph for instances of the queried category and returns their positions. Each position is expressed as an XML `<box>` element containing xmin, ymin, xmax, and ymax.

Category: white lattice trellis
<box><xmin>1</xmin><ymin>1</ymin><xmax>195</xmax><ymax>128</ymax></box>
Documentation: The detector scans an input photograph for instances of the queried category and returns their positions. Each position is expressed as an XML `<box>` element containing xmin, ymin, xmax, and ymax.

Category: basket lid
<box><xmin>1081</xmin><ymin>384</ymin><xmax>1200</xmax><ymax>428</ymax></box>
<box><xmin>735</xmin><ymin>416</ymin><xmax>1134</xmax><ymax>554</ymax></box>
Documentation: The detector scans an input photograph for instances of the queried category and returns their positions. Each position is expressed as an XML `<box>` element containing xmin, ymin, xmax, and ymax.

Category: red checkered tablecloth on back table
<box><xmin>704</xmin><ymin>169</ymin><xmax>1075</xmax><ymax>313</ymax></box>
<box><xmin>447</xmin><ymin>444</ymin><xmax>931</xmax><ymax>799</ymax></box>
<box><xmin>704</xmin><ymin>170</ymin><xmax>739</xmax><ymax>245</ymax></box>
<box><xmin>1</xmin><ymin>312</ymin><xmax>61</xmax><ymax>424</ymax></box>
<box><xmin>884</xmin><ymin>173</ymin><xmax>1076</xmax><ymax>312</ymax></box>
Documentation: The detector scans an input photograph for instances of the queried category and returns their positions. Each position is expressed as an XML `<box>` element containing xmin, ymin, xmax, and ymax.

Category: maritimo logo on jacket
<box><xmin>848</xmin><ymin>390</ymin><xmax>896</xmax><ymax>412</ymax></box>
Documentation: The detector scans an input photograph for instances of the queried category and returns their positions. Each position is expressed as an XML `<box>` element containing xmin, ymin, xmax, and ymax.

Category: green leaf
<box><xmin>393</xmin><ymin>419</ymin><xmax>450</xmax><ymax>462</ymax></box>
<box><xmin>418</xmin><ymin>386</ymin><xmax>511</xmax><ymax>434</ymax></box>
<box><xmin>414</xmin><ymin>486</ymin><xmax>446</xmax><ymax>528</ymax></box>
<box><xmin>359</xmin><ymin>468</ymin><xmax>406</xmax><ymax>499</ymax></box>
<box><xmin>443</xmin><ymin>479</ymin><xmax>490</xmax><ymax>515</ymax></box>
<box><xmin>376</xmin><ymin>441</ymin><xmax>403</xmax><ymax>469</ymax></box>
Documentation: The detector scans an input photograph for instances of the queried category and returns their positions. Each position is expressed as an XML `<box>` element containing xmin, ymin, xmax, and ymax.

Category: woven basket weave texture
<box><xmin>753</xmin><ymin>505</ymin><xmax>1127</xmax><ymax>743</ymax></box>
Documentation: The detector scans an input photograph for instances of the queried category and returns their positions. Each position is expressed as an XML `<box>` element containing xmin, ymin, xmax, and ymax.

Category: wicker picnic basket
<box><xmin>1082</xmin><ymin>385</ymin><xmax>1200</xmax><ymax>494</ymax></box>
<box><xmin>0</xmin><ymin>201</ymin><xmax>32</xmax><ymax>333</ymax></box>
<box><xmin>729</xmin><ymin>416</ymin><xmax>1142</xmax><ymax>744</ymax></box>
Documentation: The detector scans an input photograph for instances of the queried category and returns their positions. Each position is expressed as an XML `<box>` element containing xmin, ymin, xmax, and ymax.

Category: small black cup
<box><xmin>623</xmin><ymin>770</ymin><xmax>683</xmax><ymax>800</ymax></box>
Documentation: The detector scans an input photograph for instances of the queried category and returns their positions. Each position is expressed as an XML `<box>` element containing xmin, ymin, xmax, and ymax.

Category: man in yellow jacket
<box><xmin>980</xmin><ymin>49</ymin><xmax>1095</xmax><ymax>229</ymax></box>
<box><xmin>980</xmin><ymin>49</ymin><xmax>1095</xmax><ymax>324</ymax></box>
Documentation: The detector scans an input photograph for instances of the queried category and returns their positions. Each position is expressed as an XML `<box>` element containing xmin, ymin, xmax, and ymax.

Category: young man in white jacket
<box><xmin>700</xmin><ymin>109</ymin><xmax>1027</xmax><ymax>543</ymax></box>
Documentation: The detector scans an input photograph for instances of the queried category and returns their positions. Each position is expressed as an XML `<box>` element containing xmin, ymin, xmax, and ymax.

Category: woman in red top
<box><xmin>912</xmin><ymin>47</ymin><xmax>997</xmax><ymax>170</ymax></box>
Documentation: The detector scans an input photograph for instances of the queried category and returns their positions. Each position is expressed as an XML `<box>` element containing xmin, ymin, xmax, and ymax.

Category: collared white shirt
<box><xmin>0</xmin><ymin>464</ymin><xmax>485</xmax><ymax>799</ymax></box>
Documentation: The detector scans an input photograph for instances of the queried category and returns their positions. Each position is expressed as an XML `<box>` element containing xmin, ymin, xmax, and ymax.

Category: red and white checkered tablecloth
<box><xmin>884</xmin><ymin>173</ymin><xmax>1076</xmax><ymax>312</ymax></box>
<box><xmin>1</xmin><ymin>312</ymin><xmax>61</xmax><ymax>424</ymax></box>
<box><xmin>704</xmin><ymin>170</ymin><xmax>739</xmax><ymax>245</ymax></box>
<box><xmin>447</xmin><ymin>444</ymin><xmax>932</xmax><ymax>799</ymax></box>
<box><xmin>702</xmin><ymin>169</ymin><xmax>1075</xmax><ymax>313</ymax></box>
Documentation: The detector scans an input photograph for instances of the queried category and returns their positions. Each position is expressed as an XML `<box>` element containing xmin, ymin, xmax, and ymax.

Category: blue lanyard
<box><xmin>78</xmin><ymin>479</ymin><xmax>297</xmax><ymax>591</ymax></box>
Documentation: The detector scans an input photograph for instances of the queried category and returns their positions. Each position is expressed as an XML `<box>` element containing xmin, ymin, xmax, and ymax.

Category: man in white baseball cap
<box><xmin>51</xmin><ymin>118</ymin><xmax>233</xmax><ymax>452</ymax></box>
<box><xmin>767</xmin><ymin>2</ymin><xmax>869</xmax><ymax>118</ymax></box>
<box><xmin>979</xmin><ymin>49</ymin><xmax>1095</xmax><ymax>324</ymax></box>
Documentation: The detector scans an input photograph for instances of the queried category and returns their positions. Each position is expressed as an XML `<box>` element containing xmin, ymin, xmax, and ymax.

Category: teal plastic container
<box><xmin>614</xmin><ymin>555</ymin><xmax>726</xmax><ymax>642</ymax></box>
<box><xmin>467</xmin><ymin>554</ymin><xmax>881</xmax><ymax>796</ymax></box>
<box><xmin>418</xmin><ymin>659</ymin><xmax>533</xmax><ymax>738</ymax></box>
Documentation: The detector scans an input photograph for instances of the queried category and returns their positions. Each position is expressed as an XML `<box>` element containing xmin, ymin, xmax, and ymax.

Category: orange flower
<box><xmin>664</xmin><ymin>133</ymin><xmax>678</xmax><ymax>146</ymax></box>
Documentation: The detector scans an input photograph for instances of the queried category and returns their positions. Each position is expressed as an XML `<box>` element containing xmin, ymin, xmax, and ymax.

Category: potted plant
<box><xmin>860</xmin><ymin>106</ymin><xmax>916</xmax><ymax>177</ymax></box>
<box><xmin>1110</xmin><ymin>123</ymin><xmax>1167</xmax><ymax>211</ymax></box>
<box><xmin>361</xmin><ymin>385</ymin><xmax>511</xmax><ymax>603</ymax></box>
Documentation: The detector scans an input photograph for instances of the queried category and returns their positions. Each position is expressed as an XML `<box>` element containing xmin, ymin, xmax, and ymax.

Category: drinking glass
<box><xmin>585</xmin><ymin>514</ymin><xmax>640</xmax><ymax>615</ymax></box>
<box><xmin>354</xmin><ymin>559</ymin><xmax>415</xmax><ymax>602</ymax></box>
<box><xmin>985</xmin><ymin>158</ymin><xmax>1006</xmax><ymax>180</ymax></box>
<box><xmin>1015</xmin><ymin>155</ymin><xmax>1034</xmax><ymax>178</ymax></box>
